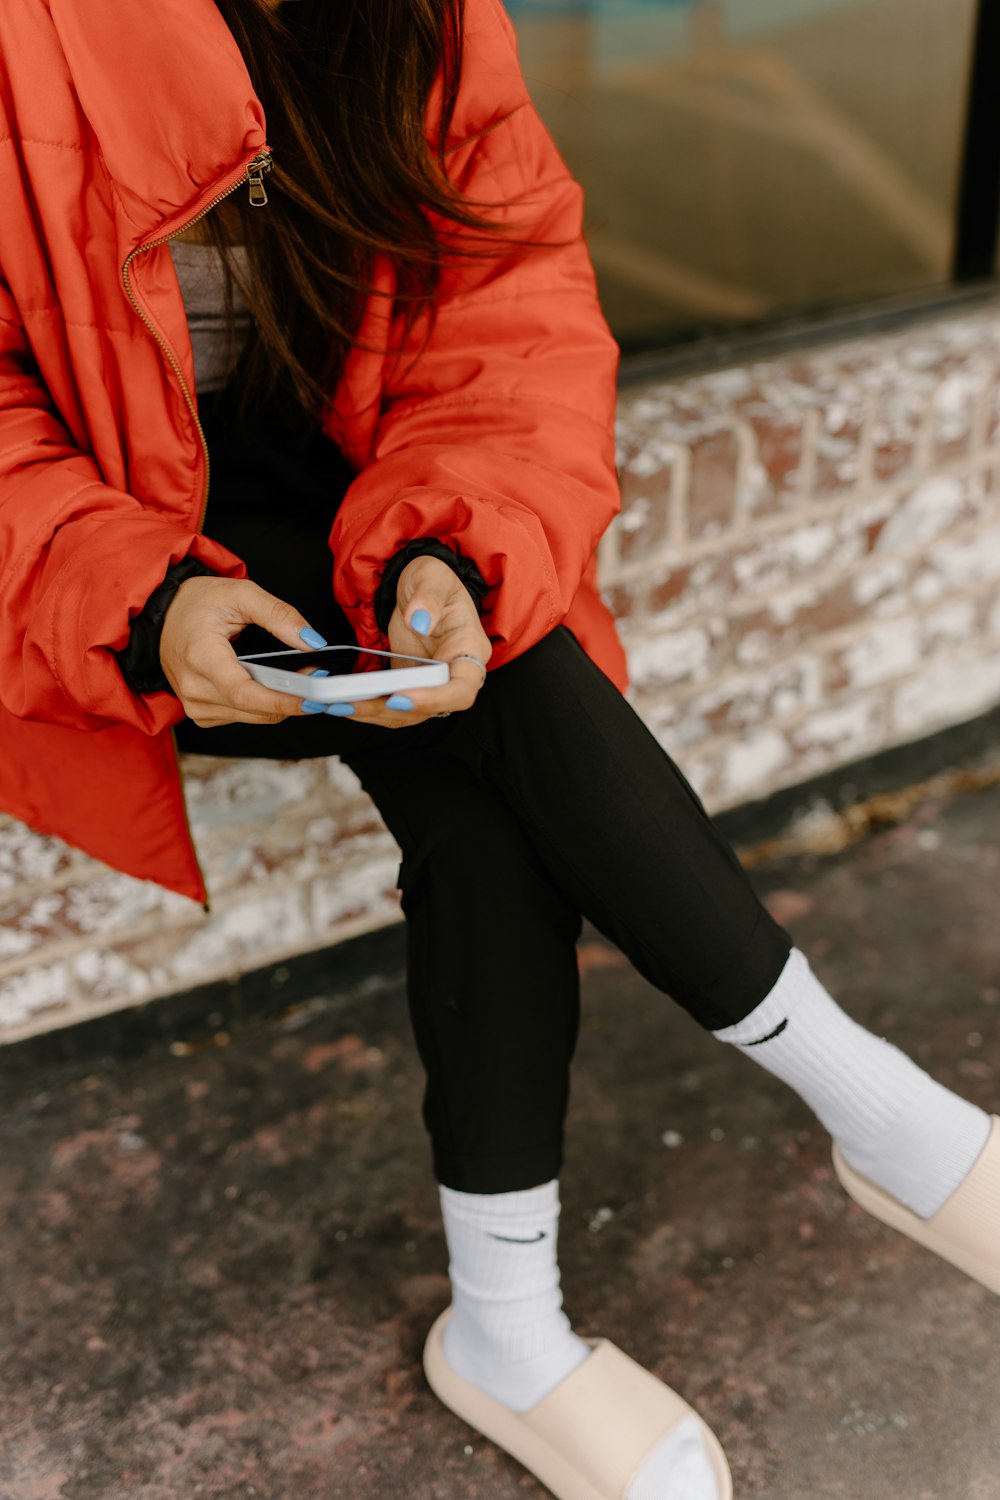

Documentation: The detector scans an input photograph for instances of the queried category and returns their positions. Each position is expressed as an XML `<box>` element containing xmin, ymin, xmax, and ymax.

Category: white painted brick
<box><xmin>988</xmin><ymin>594</ymin><xmax>1000</xmax><ymax>638</ymax></box>
<box><xmin>791</xmin><ymin>697</ymin><xmax>883</xmax><ymax>758</ymax></box>
<box><xmin>620</xmin><ymin>494</ymin><xmax>652</xmax><ymax>532</ymax></box>
<box><xmin>731</xmin><ymin>521</ymin><xmax>840</xmax><ymax>596</ymax></box>
<box><xmin>165</xmin><ymin>888</ymin><xmax>315</xmax><ymax>984</ymax></box>
<box><xmin>719</xmin><ymin>729</ymin><xmax>792</xmax><ymax>801</ymax></box>
<box><xmin>638</xmin><ymin>552</ymin><xmax>732</xmax><ymax>631</ymax></box>
<box><xmin>0</xmin><ymin>819</ymin><xmax>74</xmax><ymax>895</ymax></box>
<box><xmin>622</xmin><ymin>447</ymin><xmax>665</xmax><ymax>481</ymax></box>
<box><xmin>323</xmin><ymin>757</ymin><xmax>365</xmax><ymax>798</ymax></box>
<box><xmin>852</xmin><ymin>556</ymin><xmax>909</xmax><ymax>609</ymax></box>
<box><xmin>0</xmin><ymin>924</ymin><xmax>39</xmax><ymax>961</ymax></box>
<box><xmin>894</xmin><ymin>654</ymin><xmax>1000</xmax><ymax>738</ymax></box>
<box><xmin>875</xmin><ymin>477</ymin><xmax>966</xmax><ymax>553</ymax></box>
<box><xmin>668</xmin><ymin>709</ymin><xmax>712</xmax><ymax>748</ymax></box>
<box><xmin>625</xmin><ymin>395</ymin><xmax>675</xmax><ymax>426</ymax></box>
<box><xmin>59</xmin><ymin>870</ymin><xmax>188</xmax><ymax>937</ymax></box>
<box><xmin>920</xmin><ymin>597</ymin><xmax>978</xmax><ymax>652</ymax></box>
<box><xmin>625</xmin><ymin>624</ymin><xmax>713</xmax><ymax>690</ymax></box>
<box><xmin>0</xmin><ymin>963</ymin><xmax>73</xmax><ymax>1029</ymax></box>
<box><xmin>917</xmin><ymin>527</ymin><xmax>1000</xmax><ymax>591</ymax></box>
<box><xmin>767</xmin><ymin>581</ymin><xmax>822</xmax><ymax>630</ymax></box>
<box><xmin>73</xmin><ymin>947</ymin><xmax>156</xmax><ymax>1005</ymax></box>
<box><xmin>701</xmin><ymin>654</ymin><xmax>825</xmax><ymax>732</ymax></box>
<box><xmin>196</xmin><ymin>837</ymin><xmax>263</xmax><ymax>894</ymax></box>
<box><xmin>311</xmin><ymin>847</ymin><xmax>402</xmax><ymax>934</ymax></box>
<box><xmin>181</xmin><ymin>758</ymin><xmax>321</xmax><ymax>835</ymax></box>
<box><xmin>699</xmin><ymin>368</ymin><xmax>756</xmax><ymax>403</ymax></box>
<box><xmin>783</xmin><ymin>704</ymin><xmax>888</xmax><ymax>789</ymax></box>
<box><xmin>734</xmin><ymin>630</ymin><xmax>773</xmax><ymax>667</ymax></box>
<box><xmin>913</xmin><ymin>569</ymin><xmax>949</xmax><ymax>605</ymax></box>
<box><xmin>932</xmin><ymin>370</ymin><xmax>982</xmax><ymax>445</ymax></box>
<box><xmin>0</xmin><ymin>890</ymin><xmax>67</xmax><ymax>959</ymax></box>
<box><xmin>840</xmin><ymin>617</ymin><xmax>922</xmax><ymax>689</ymax></box>
<box><xmin>197</xmin><ymin>805</ymin><xmax>385</xmax><ymax>896</ymax></box>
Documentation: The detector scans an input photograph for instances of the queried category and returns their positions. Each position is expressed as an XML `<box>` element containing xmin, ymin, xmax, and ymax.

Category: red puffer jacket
<box><xmin>0</xmin><ymin>0</ymin><xmax>625</xmax><ymax>906</ymax></box>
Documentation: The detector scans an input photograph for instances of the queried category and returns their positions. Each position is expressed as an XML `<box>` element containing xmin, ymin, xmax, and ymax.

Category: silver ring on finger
<box><xmin>436</xmin><ymin>711</ymin><xmax>452</xmax><ymax>718</ymax></box>
<box><xmin>448</xmin><ymin>652</ymin><xmax>488</xmax><ymax>684</ymax></box>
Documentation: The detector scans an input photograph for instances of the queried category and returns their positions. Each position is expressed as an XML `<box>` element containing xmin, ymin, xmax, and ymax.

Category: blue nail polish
<box><xmin>309</xmin><ymin>668</ymin><xmax>330</xmax><ymax>677</ymax></box>
<box><xmin>410</xmin><ymin>609</ymin><xmax>431</xmax><ymax>637</ymax></box>
<box><xmin>299</xmin><ymin>625</ymin><xmax>328</xmax><ymax>649</ymax></box>
<box><xmin>302</xmin><ymin>700</ymin><xmax>327</xmax><ymax>714</ymax></box>
<box><xmin>386</xmin><ymin>694</ymin><xmax>414</xmax><ymax>712</ymax></box>
<box><xmin>326</xmin><ymin>702</ymin><xmax>355</xmax><ymax>717</ymax></box>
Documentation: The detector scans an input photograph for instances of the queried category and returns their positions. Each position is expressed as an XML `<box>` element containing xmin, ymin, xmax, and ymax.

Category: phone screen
<box><xmin>237</xmin><ymin>645</ymin><xmax>430</xmax><ymax>676</ymax></box>
<box><xmin>237</xmin><ymin>643</ymin><xmax>450</xmax><ymax>701</ymax></box>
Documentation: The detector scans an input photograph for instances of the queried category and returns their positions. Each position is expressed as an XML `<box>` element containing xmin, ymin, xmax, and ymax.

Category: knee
<box><xmin>397</xmin><ymin>790</ymin><xmax>578</xmax><ymax>941</ymax></box>
<box><xmin>399</xmin><ymin>791</ymin><xmax>529</xmax><ymax>903</ymax></box>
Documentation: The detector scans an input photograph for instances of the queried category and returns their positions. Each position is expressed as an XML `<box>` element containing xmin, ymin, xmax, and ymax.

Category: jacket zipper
<box><xmin>120</xmin><ymin>147</ymin><xmax>273</xmax><ymax>532</ymax></box>
<box><xmin>120</xmin><ymin>147</ymin><xmax>273</xmax><ymax>912</ymax></box>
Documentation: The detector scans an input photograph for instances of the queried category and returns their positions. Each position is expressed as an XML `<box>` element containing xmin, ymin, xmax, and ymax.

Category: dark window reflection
<box><xmin>508</xmin><ymin>0</ymin><xmax>977</xmax><ymax>350</ymax></box>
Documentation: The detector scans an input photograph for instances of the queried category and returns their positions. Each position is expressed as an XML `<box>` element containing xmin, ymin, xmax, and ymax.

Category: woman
<box><xmin>0</xmin><ymin>1</ymin><xmax>996</xmax><ymax>1496</ymax></box>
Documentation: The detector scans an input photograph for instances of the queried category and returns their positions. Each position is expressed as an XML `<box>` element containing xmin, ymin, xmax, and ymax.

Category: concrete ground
<box><xmin>2</xmin><ymin>780</ymin><xmax>999</xmax><ymax>1500</ymax></box>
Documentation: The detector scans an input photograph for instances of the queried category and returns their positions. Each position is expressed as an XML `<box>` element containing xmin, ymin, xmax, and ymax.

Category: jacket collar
<box><xmin>49</xmin><ymin>0</ymin><xmax>268</xmax><ymax>241</ymax></box>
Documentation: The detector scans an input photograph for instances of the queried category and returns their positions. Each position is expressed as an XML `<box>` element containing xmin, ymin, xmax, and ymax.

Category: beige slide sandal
<box><xmin>423</xmin><ymin>1307</ymin><xmax>733</xmax><ymax>1500</ymax></box>
<box><xmin>832</xmin><ymin>1114</ymin><xmax>1000</xmax><ymax>1295</ymax></box>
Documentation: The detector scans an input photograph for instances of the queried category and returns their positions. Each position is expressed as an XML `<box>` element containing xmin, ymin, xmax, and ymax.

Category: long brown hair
<box><xmin>206</xmin><ymin>0</ymin><xmax>507</xmax><ymax>431</ymax></box>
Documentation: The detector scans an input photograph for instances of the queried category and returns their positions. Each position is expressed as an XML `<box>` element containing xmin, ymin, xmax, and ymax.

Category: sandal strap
<box><xmin>833</xmin><ymin>1115</ymin><xmax>1000</xmax><ymax>1295</ymax></box>
<box><xmin>520</xmin><ymin>1337</ymin><xmax>700</xmax><ymax>1500</ymax></box>
<box><xmin>929</xmin><ymin>1114</ymin><xmax>1000</xmax><ymax>1252</ymax></box>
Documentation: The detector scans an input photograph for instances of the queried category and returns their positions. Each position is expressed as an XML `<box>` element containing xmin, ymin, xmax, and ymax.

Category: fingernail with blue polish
<box><xmin>386</xmin><ymin>694</ymin><xmax>414</xmax><ymax>712</ymax></box>
<box><xmin>299</xmin><ymin>625</ymin><xmax>328</xmax><ymax>649</ymax></box>
<box><xmin>308</xmin><ymin>668</ymin><xmax>330</xmax><ymax>677</ymax></box>
<box><xmin>409</xmin><ymin>609</ymin><xmax>431</xmax><ymax>636</ymax></box>
<box><xmin>326</xmin><ymin>702</ymin><xmax>355</xmax><ymax>717</ymax></box>
<box><xmin>302</xmin><ymin>700</ymin><xmax>327</xmax><ymax>714</ymax></box>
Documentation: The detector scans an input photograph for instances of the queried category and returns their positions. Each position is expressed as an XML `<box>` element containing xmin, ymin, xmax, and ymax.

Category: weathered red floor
<box><xmin>2</xmin><ymin>783</ymin><xmax>999</xmax><ymax>1499</ymax></box>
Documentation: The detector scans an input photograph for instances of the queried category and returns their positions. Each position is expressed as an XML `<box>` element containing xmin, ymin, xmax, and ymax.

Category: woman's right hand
<box><xmin>160</xmin><ymin>575</ymin><xmax>326</xmax><ymax>727</ymax></box>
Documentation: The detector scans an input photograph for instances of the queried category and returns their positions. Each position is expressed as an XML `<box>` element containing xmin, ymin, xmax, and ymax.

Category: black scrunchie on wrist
<box><xmin>373</xmin><ymin>538</ymin><xmax>489</xmax><ymax>635</ymax></box>
<box><xmin>115</xmin><ymin>556</ymin><xmax>221</xmax><ymax>696</ymax></box>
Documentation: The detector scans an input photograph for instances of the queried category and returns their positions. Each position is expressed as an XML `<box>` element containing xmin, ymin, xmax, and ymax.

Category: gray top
<box><xmin>168</xmin><ymin>240</ymin><xmax>252</xmax><ymax>395</ymax></box>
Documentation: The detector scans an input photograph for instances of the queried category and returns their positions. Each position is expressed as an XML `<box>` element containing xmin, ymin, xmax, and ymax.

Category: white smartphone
<box><xmin>236</xmin><ymin>644</ymin><xmax>450</xmax><ymax>702</ymax></box>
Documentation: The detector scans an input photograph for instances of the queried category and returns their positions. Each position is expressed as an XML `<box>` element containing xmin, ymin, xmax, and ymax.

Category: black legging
<box><xmin>175</xmin><ymin>386</ymin><xmax>792</xmax><ymax>1192</ymax></box>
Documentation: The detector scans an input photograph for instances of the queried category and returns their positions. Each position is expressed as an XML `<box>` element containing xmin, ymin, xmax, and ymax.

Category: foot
<box><xmin>441</xmin><ymin>1315</ymin><xmax>721</xmax><ymax>1499</ymax></box>
<box><xmin>441</xmin><ymin>1298</ymin><xmax>591</xmax><ymax>1412</ymax></box>
<box><xmin>429</xmin><ymin>1309</ymin><xmax>727</xmax><ymax>1500</ymax></box>
<box><xmin>833</xmin><ymin>1114</ymin><xmax>1000</xmax><ymax>1295</ymax></box>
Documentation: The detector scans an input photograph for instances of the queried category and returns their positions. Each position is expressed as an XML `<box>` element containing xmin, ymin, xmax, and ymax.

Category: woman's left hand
<box><xmin>330</xmin><ymin>554</ymin><xmax>492</xmax><ymax>728</ymax></box>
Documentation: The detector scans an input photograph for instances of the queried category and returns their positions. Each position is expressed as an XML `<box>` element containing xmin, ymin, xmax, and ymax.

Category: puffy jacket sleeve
<box><xmin>0</xmin><ymin>280</ymin><xmax>247</xmax><ymax>732</ymax></box>
<box><xmin>328</xmin><ymin>0</ymin><xmax>621</xmax><ymax>668</ymax></box>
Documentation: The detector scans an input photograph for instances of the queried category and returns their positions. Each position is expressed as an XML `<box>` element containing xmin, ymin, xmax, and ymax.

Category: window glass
<box><xmin>508</xmin><ymin>0</ymin><xmax>978</xmax><ymax>349</ymax></box>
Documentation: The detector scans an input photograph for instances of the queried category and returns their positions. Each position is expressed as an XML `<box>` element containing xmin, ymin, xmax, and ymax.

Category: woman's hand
<box><xmin>332</xmin><ymin>554</ymin><xmax>492</xmax><ymax>728</ymax></box>
<box><xmin>159</xmin><ymin>575</ymin><xmax>330</xmax><ymax>727</ymax></box>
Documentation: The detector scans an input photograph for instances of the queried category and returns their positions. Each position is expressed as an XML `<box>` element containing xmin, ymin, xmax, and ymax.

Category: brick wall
<box><xmin>609</xmin><ymin>305</ymin><xmax>1000</xmax><ymax>806</ymax></box>
<box><xmin>3</xmin><ymin>301</ymin><xmax>1000</xmax><ymax>1043</ymax></box>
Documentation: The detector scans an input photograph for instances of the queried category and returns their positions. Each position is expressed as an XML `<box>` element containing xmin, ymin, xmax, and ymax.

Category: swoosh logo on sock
<box><xmin>486</xmin><ymin>1231</ymin><xmax>546</xmax><ymax>1243</ymax></box>
<box><xmin>741</xmin><ymin>1017</ymin><xmax>788</xmax><ymax>1046</ymax></box>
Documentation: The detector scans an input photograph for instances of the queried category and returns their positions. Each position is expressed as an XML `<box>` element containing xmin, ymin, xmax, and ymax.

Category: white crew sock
<box><xmin>714</xmin><ymin>947</ymin><xmax>992</xmax><ymax>1219</ymax></box>
<box><xmin>439</xmin><ymin>1178</ymin><xmax>589</xmax><ymax>1412</ymax></box>
<box><xmin>439</xmin><ymin>1179</ymin><xmax>719</xmax><ymax>1499</ymax></box>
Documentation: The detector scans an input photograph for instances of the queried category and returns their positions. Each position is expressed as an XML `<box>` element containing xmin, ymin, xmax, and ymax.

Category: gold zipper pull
<box><xmin>247</xmin><ymin>152</ymin><xmax>273</xmax><ymax>207</ymax></box>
